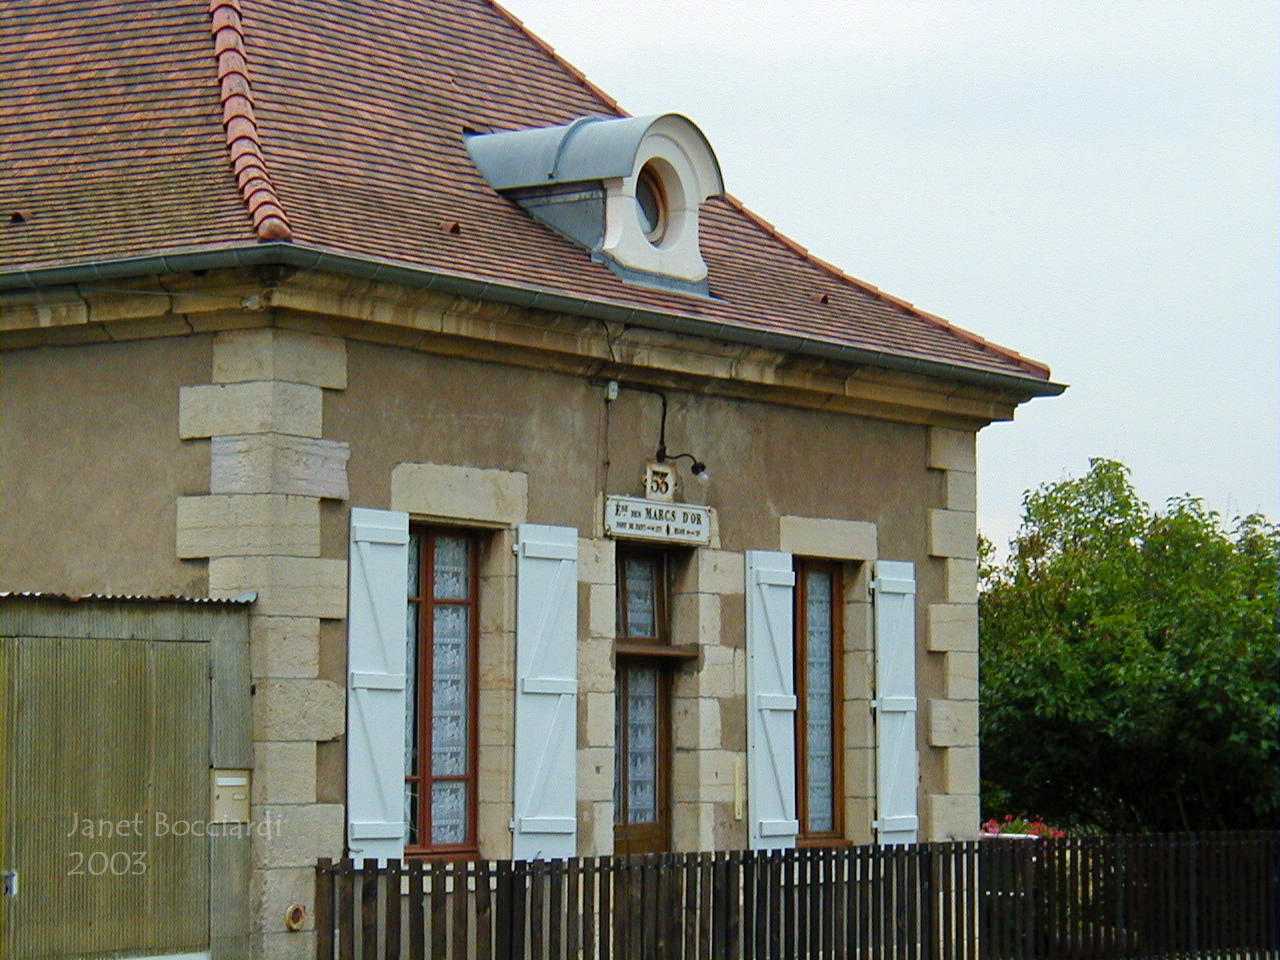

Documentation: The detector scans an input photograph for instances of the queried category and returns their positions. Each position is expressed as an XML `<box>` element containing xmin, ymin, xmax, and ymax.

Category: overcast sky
<box><xmin>504</xmin><ymin>0</ymin><xmax>1279</xmax><ymax>551</ymax></box>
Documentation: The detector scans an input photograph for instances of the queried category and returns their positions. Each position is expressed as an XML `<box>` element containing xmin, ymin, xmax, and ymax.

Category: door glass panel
<box><xmin>430</xmin><ymin>781</ymin><xmax>468</xmax><ymax>846</ymax></box>
<box><xmin>624</xmin><ymin>665</ymin><xmax>659</xmax><ymax>823</ymax></box>
<box><xmin>805</xmin><ymin>569</ymin><xmax>835</xmax><ymax>833</ymax></box>
<box><xmin>431</xmin><ymin>604</ymin><xmax>469</xmax><ymax>776</ymax></box>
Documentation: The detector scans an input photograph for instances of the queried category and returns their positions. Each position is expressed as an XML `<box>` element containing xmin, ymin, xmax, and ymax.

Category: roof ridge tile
<box><xmin>208</xmin><ymin>0</ymin><xmax>290</xmax><ymax>241</ymax></box>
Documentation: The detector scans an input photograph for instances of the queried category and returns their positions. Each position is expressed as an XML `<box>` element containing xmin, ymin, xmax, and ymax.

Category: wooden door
<box><xmin>613</xmin><ymin>658</ymin><xmax>671</xmax><ymax>855</ymax></box>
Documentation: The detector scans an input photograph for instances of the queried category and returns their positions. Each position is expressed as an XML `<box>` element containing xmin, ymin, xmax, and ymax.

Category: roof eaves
<box><xmin>209</xmin><ymin>0</ymin><xmax>291</xmax><ymax>241</ymax></box>
<box><xmin>0</xmin><ymin>243</ymin><xmax>1066</xmax><ymax>400</ymax></box>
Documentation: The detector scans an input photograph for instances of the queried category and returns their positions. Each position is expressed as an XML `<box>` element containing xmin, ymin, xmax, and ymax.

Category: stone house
<box><xmin>0</xmin><ymin>0</ymin><xmax>1060</xmax><ymax>956</ymax></box>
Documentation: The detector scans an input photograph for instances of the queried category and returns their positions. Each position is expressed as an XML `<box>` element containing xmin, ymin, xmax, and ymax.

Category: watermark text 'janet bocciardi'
<box><xmin>66</xmin><ymin>809</ymin><xmax>284</xmax><ymax>840</ymax></box>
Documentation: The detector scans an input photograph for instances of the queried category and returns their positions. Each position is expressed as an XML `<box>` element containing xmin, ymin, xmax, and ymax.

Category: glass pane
<box><xmin>433</xmin><ymin>535</ymin><xmax>470</xmax><ymax>600</ymax></box>
<box><xmin>622</xmin><ymin>557</ymin><xmax>657</xmax><ymax>638</ymax></box>
<box><xmin>806</xmin><ymin>570</ymin><xmax>835</xmax><ymax>833</ymax></box>
<box><xmin>432</xmin><ymin>605</ymin><xmax>469</xmax><ymax>776</ymax></box>
<box><xmin>624</xmin><ymin>666</ymin><xmax>658</xmax><ymax>823</ymax></box>
<box><xmin>406</xmin><ymin>598</ymin><xmax>420</xmax><ymax>844</ymax></box>
<box><xmin>430</xmin><ymin>781</ymin><xmax>468</xmax><ymax>846</ymax></box>
<box><xmin>406</xmin><ymin>601</ymin><xmax>420</xmax><ymax>779</ymax></box>
<box><xmin>407</xmin><ymin>532</ymin><xmax>421</xmax><ymax>599</ymax></box>
<box><xmin>614</xmin><ymin>685</ymin><xmax>624</xmax><ymax>823</ymax></box>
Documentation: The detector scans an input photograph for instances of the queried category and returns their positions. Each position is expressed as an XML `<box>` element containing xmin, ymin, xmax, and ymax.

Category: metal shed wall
<box><xmin>0</xmin><ymin>596</ymin><xmax>251</xmax><ymax>960</ymax></box>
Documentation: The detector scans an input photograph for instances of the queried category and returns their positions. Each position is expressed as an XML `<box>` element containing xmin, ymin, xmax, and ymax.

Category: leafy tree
<box><xmin>979</xmin><ymin>458</ymin><xmax>1279</xmax><ymax>832</ymax></box>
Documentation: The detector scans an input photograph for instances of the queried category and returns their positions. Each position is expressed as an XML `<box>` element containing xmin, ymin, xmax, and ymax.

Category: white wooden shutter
<box><xmin>346</xmin><ymin>508</ymin><xmax>410</xmax><ymax>864</ymax></box>
<box><xmin>513</xmin><ymin>524</ymin><xmax>579</xmax><ymax>860</ymax></box>
<box><xmin>746</xmin><ymin>550</ymin><xmax>799</xmax><ymax>850</ymax></box>
<box><xmin>872</xmin><ymin>560</ymin><xmax>919</xmax><ymax>845</ymax></box>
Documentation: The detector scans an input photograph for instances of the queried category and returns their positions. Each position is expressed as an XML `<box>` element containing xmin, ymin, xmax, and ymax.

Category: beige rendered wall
<box><xmin>0</xmin><ymin>336</ymin><xmax>212</xmax><ymax>596</ymax></box>
<box><xmin>2</xmin><ymin>316</ymin><xmax>981</xmax><ymax>958</ymax></box>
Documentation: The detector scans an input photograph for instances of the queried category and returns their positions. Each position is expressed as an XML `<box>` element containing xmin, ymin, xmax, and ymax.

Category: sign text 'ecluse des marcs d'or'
<box><xmin>604</xmin><ymin>496</ymin><xmax>712</xmax><ymax>546</ymax></box>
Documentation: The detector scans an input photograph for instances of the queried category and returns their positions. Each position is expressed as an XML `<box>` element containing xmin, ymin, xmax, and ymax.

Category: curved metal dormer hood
<box><xmin>466</xmin><ymin>114</ymin><xmax>725</xmax><ymax>296</ymax></box>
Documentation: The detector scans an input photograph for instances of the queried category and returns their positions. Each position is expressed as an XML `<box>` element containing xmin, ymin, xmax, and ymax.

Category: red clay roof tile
<box><xmin>0</xmin><ymin>0</ymin><xmax>1053</xmax><ymax>384</ymax></box>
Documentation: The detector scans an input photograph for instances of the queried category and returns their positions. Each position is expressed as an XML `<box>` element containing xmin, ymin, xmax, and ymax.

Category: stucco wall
<box><xmin>0</xmin><ymin>336</ymin><xmax>212</xmax><ymax>596</ymax></box>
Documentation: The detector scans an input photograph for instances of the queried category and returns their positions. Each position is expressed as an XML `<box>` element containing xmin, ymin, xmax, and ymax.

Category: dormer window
<box><xmin>466</xmin><ymin>114</ymin><xmax>724</xmax><ymax>296</ymax></box>
<box><xmin>636</xmin><ymin>164</ymin><xmax>665</xmax><ymax>243</ymax></box>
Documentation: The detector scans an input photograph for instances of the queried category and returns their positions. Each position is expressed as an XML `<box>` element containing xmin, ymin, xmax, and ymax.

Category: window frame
<box><xmin>794</xmin><ymin>557</ymin><xmax>845</xmax><ymax>844</ymax></box>
<box><xmin>405</xmin><ymin>525</ymin><xmax>481</xmax><ymax>857</ymax></box>
<box><xmin>612</xmin><ymin>546</ymin><xmax>681</xmax><ymax>854</ymax></box>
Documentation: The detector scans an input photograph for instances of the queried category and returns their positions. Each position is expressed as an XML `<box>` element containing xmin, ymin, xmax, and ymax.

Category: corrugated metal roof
<box><xmin>0</xmin><ymin>591</ymin><xmax>256</xmax><ymax>605</ymax></box>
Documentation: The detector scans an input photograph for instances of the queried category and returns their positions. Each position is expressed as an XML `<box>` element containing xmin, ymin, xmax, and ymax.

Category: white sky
<box><xmin>503</xmin><ymin>0</ymin><xmax>1279</xmax><ymax>550</ymax></box>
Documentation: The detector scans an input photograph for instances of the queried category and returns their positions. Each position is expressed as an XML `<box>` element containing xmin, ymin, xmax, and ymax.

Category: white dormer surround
<box><xmin>466</xmin><ymin>114</ymin><xmax>725</xmax><ymax>294</ymax></box>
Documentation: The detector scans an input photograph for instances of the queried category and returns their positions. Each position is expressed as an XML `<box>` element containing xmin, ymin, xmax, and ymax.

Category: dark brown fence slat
<box><xmin>529</xmin><ymin>859</ymin><xmax>545</xmax><ymax>960</ymax></box>
<box><xmin>566</xmin><ymin>857</ymin><xmax>580</xmax><ymax>960</ymax></box>
<box><xmin>429</xmin><ymin>861</ymin><xmax>446</xmax><ymax>959</ymax></box>
<box><xmin>684</xmin><ymin>853</ymin><xmax>700</xmax><ymax>960</ymax></box>
<box><xmin>408</xmin><ymin>860</ymin><xmax>425</xmax><ymax>960</ymax></box>
<box><xmin>452</xmin><ymin>861</ymin><xmax>470</xmax><ymax>960</ymax></box>
<box><xmin>338</xmin><ymin>860</ymin><xmax>355</xmax><ymax>960</ymax></box>
<box><xmin>549</xmin><ymin>859</ymin><xmax>564</xmax><ymax>959</ymax></box>
<box><xmin>493</xmin><ymin>861</ymin><xmax>511</xmax><ymax>960</ymax></box>
<box><xmin>384</xmin><ymin>858</ymin><xmax>402</xmax><ymax>960</ymax></box>
<box><xmin>511</xmin><ymin>859</ymin><xmax>527</xmax><ymax>960</ymax></box>
<box><xmin>699</xmin><ymin>852</ymin><xmax>715</xmax><ymax>960</ymax></box>
<box><xmin>598</xmin><ymin>856</ymin><xmax>612</xmax><ymax>960</ymax></box>
<box><xmin>361</xmin><ymin>860</ymin><xmax>378</xmax><ymax>960</ymax></box>
<box><xmin>582</xmin><ymin>858</ymin><xmax>597</xmax><ymax>960</ymax></box>
<box><xmin>316</xmin><ymin>858</ymin><xmax>335</xmax><ymax>960</ymax></box>
<box><xmin>475</xmin><ymin>860</ymin><xmax>492</xmax><ymax>960</ymax></box>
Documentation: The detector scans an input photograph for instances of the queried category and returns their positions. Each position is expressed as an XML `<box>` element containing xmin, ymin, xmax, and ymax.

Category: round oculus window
<box><xmin>635</xmin><ymin>167</ymin><xmax>666</xmax><ymax>243</ymax></box>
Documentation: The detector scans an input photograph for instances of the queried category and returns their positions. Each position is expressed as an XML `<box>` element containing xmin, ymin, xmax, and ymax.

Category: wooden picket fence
<box><xmin>315</xmin><ymin>831</ymin><xmax>1279</xmax><ymax>960</ymax></box>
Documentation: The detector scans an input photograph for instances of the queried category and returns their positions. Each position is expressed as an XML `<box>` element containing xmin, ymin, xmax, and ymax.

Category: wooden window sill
<box><xmin>614</xmin><ymin>641</ymin><xmax>699</xmax><ymax>660</ymax></box>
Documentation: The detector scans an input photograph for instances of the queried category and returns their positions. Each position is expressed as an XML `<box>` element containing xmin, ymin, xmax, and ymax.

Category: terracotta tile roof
<box><xmin>0</xmin><ymin>0</ymin><xmax>1055</xmax><ymax>386</ymax></box>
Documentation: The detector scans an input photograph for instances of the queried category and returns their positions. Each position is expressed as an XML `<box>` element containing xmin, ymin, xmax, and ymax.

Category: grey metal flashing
<box><xmin>466</xmin><ymin>114</ymin><xmax>725</xmax><ymax>193</ymax></box>
<box><xmin>0</xmin><ymin>243</ymin><xmax>1065</xmax><ymax>398</ymax></box>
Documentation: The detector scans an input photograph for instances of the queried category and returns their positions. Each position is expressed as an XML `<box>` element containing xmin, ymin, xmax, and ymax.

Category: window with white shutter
<box><xmin>872</xmin><ymin>560</ymin><xmax>919</xmax><ymax>845</ymax></box>
<box><xmin>746</xmin><ymin>550</ymin><xmax>799</xmax><ymax>851</ymax></box>
<box><xmin>346</xmin><ymin>508</ymin><xmax>410</xmax><ymax>864</ymax></box>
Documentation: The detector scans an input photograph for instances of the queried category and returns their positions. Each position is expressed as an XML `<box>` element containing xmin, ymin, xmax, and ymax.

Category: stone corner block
<box><xmin>213</xmin><ymin>328</ymin><xmax>347</xmax><ymax>389</ymax></box>
<box><xmin>250</xmin><ymin>616</ymin><xmax>321</xmax><ymax>679</ymax></box>
<box><xmin>944</xmin><ymin>650</ymin><xmax>978</xmax><ymax>701</ymax></box>
<box><xmin>211</xmin><ymin>434</ymin><xmax>350</xmax><ymax>499</ymax></box>
<box><xmin>695</xmin><ymin>549</ymin><xmax>745</xmax><ymax>594</ymax></box>
<box><xmin>179</xmin><ymin>382</ymin><xmax>323</xmax><ymax>440</ymax></box>
<box><xmin>250</xmin><ymin>802</ymin><xmax>344</xmax><ymax>868</ymax></box>
<box><xmin>928</xmin><ymin>698</ymin><xmax>978</xmax><ymax>748</ymax></box>
<box><xmin>943</xmin><ymin>558</ymin><xmax>978</xmax><ymax>604</ymax></box>
<box><xmin>209</xmin><ymin>556</ymin><xmax>347</xmax><ymax>619</ymax></box>
<box><xmin>254</xmin><ymin>679</ymin><xmax>345</xmax><ymax>742</ymax></box>
<box><xmin>577</xmin><ymin>537</ymin><xmax>616</xmax><ymax>585</ymax></box>
<box><xmin>943</xmin><ymin>745</ymin><xmax>980</xmax><ymax>795</ymax></box>
<box><xmin>925</xmin><ymin>793</ymin><xmax>979</xmax><ymax>841</ymax></box>
<box><xmin>176</xmin><ymin>494</ymin><xmax>321</xmax><ymax>559</ymax></box>
<box><xmin>252</xmin><ymin>741</ymin><xmax>318</xmax><ymax>805</ymax></box>
<box><xmin>944</xmin><ymin>470</ymin><xmax>977</xmax><ymax>512</ymax></box>
<box><xmin>927</xmin><ymin>603</ymin><xmax>978</xmax><ymax>652</ymax></box>
<box><xmin>391</xmin><ymin>462</ymin><xmax>528</xmax><ymax>526</ymax></box>
<box><xmin>929</xmin><ymin>509</ymin><xmax>976</xmax><ymax>560</ymax></box>
<box><xmin>778</xmin><ymin>515</ymin><xmax>877</xmax><ymax>561</ymax></box>
<box><xmin>927</xmin><ymin>427</ymin><xmax>976</xmax><ymax>472</ymax></box>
